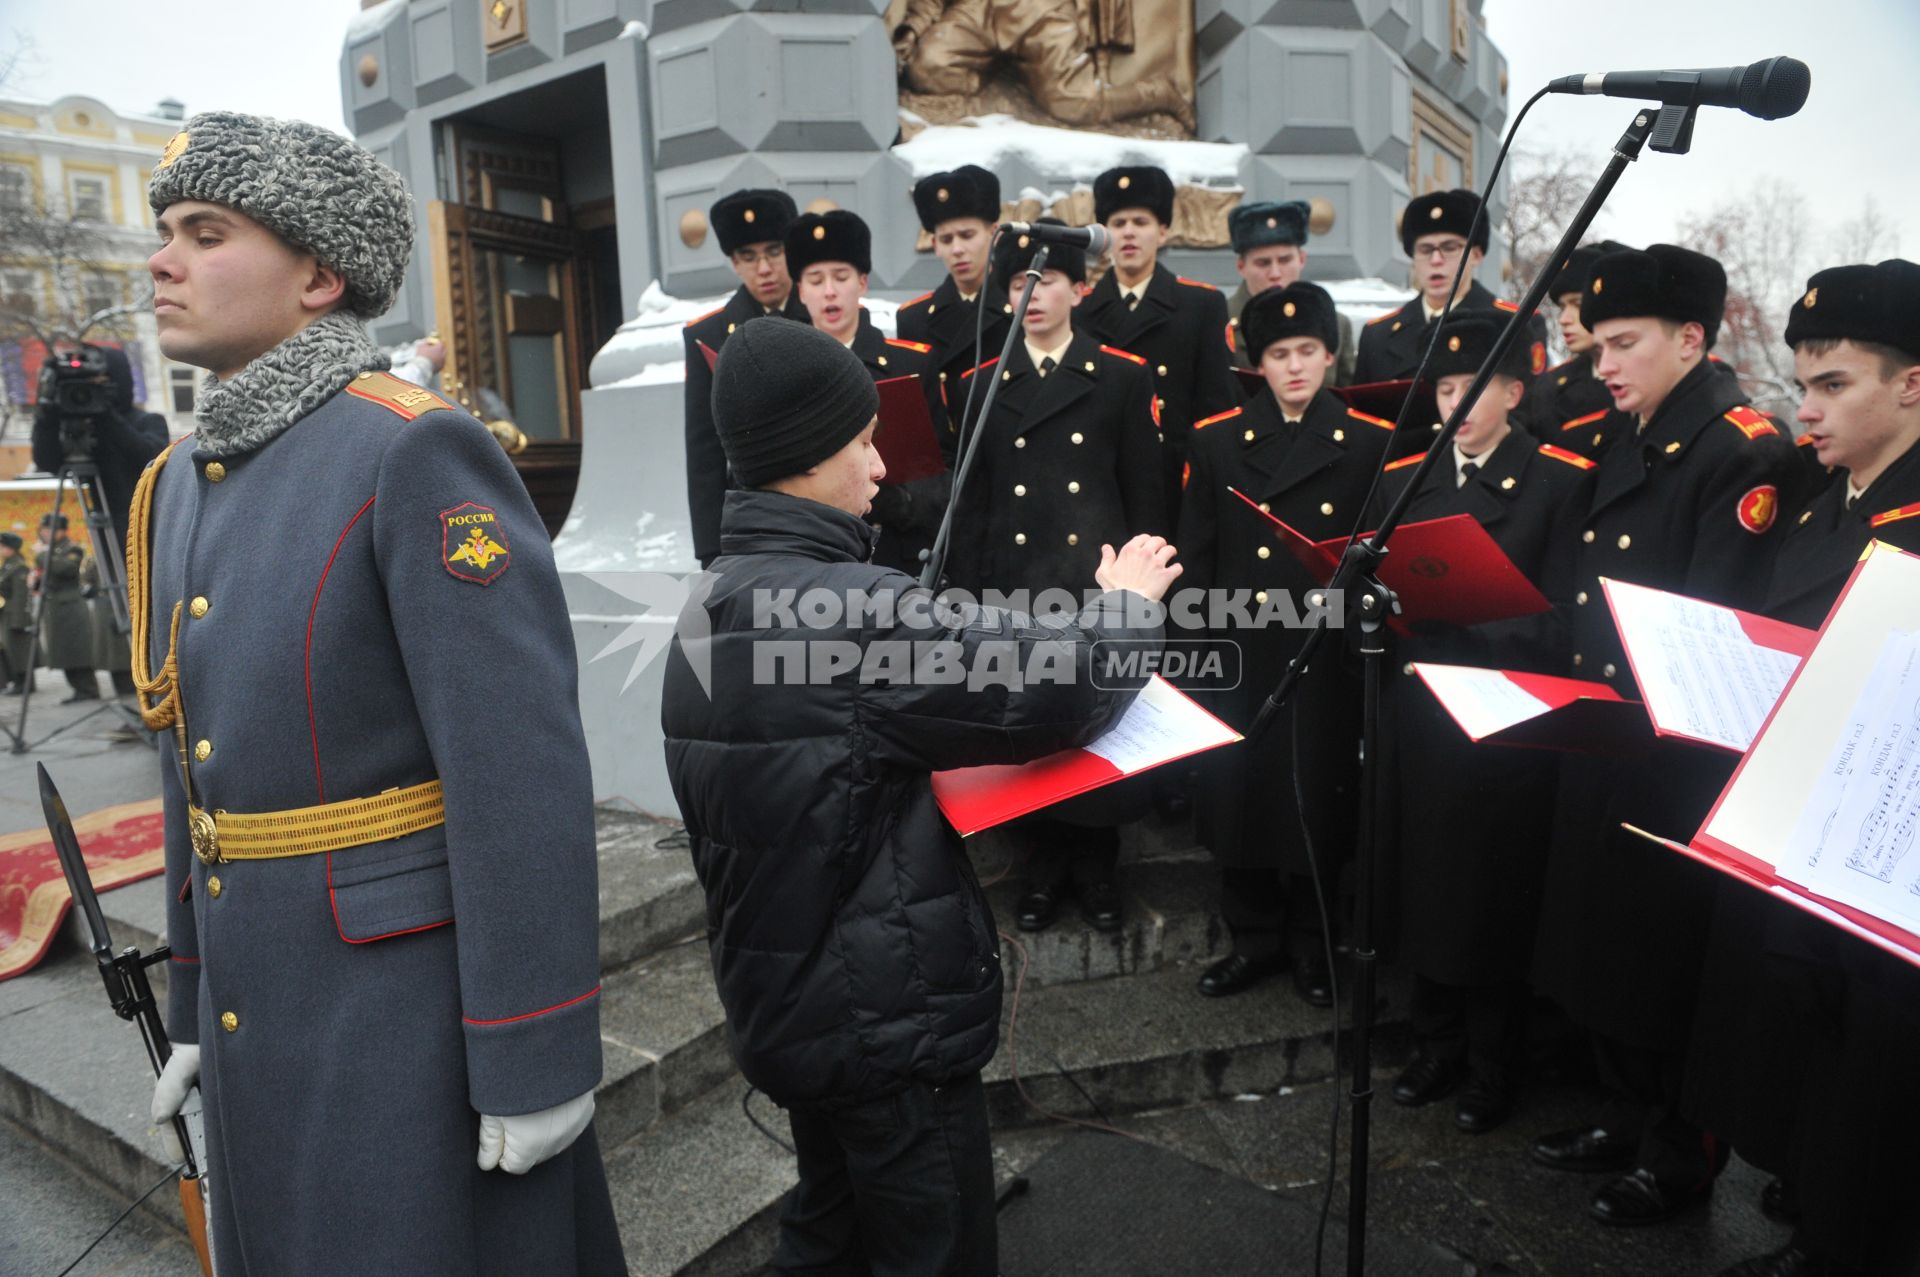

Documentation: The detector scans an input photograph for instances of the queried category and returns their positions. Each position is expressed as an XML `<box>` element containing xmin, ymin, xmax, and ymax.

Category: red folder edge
<box><xmin>1600</xmin><ymin>578</ymin><xmax>1817</xmax><ymax>752</ymax></box>
<box><xmin>1626</xmin><ymin>824</ymin><xmax>1920</xmax><ymax>973</ymax></box>
<box><xmin>1227</xmin><ymin>487</ymin><xmax>1340</xmax><ymax>580</ymax></box>
<box><xmin>698</xmin><ymin>340</ymin><xmax>719</xmax><ymax>371</ymax></box>
<box><xmin>874</xmin><ymin>373</ymin><xmax>947</xmax><ymax>485</ymax></box>
<box><xmin>931</xmin><ymin>680</ymin><xmax>1243</xmax><ymax>838</ymax></box>
<box><xmin>1412</xmin><ymin>665</ymin><xmax>1648</xmax><ymax>755</ymax></box>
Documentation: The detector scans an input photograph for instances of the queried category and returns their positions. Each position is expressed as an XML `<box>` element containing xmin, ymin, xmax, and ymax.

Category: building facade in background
<box><xmin>0</xmin><ymin>94</ymin><xmax>200</xmax><ymax>447</ymax></box>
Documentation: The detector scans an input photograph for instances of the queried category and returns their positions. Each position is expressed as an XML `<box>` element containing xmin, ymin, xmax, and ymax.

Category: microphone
<box><xmin>1548</xmin><ymin>55</ymin><xmax>1810</xmax><ymax>120</ymax></box>
<box><xmin>1001</xmin><ymin>220</ymin><xmax>1111</xmax><ymax>256</ymax></box>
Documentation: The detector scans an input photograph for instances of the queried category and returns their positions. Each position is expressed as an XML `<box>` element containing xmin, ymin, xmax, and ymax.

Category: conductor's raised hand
<box><xmin>1095</xmin><ymin>534</ymin><xmax>1183</xmax><ymax>603</ymax></box>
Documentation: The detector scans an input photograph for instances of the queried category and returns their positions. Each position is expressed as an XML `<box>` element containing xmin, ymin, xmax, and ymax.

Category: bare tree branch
<box><xmin>1678</xmin><ymin>186</ymin><xmax>1811</xmax><ymax>419</ymax></box>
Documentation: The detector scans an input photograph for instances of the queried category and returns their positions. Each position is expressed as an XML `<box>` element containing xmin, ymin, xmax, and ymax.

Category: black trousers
<box><xmin>1410</xmin><ymin>975</ymin><xmax>1527</xmax><ymax>1084</ymax></box>
<box><xmin>1020</xmin><ymin>819</ymin><xmax>1118</xmax><ymax>892</ymax></box>
<box><xmin>773</xmin><ymin>1072</ymin><xmax>997</xmax><ymax>1277</ymax></box>
<box><xmin>1592</xmin><ymin>1034</ymin><xmax>1719</xmax><ymax>1187</ymax></box>
<box><xmin>1220</xmin><ymin>865</ymin><xmax>1329</xmax><ymax>961</ymax></box>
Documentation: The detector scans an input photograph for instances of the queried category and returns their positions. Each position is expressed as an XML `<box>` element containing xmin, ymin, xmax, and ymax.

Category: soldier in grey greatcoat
<box><xmin>34</xmin><ymin>514</ymin><xmax>100</xmax><ymax>701</ymax></box>
<box><xmin>138</xmin><ymin>112</ymin><xmax>624</xmax><ymax>1276</ymax></box>
<box><xmin>0</xmin><ymin>532</ymin><xmax>30</xmax><ymax>692</ymax></box>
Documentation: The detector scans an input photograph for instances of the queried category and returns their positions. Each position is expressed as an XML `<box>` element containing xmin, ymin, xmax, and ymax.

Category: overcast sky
<box><xmin>8</xmin><ymin>0</ymin><xmax>1915</xmax><ymax>267</ymax></box>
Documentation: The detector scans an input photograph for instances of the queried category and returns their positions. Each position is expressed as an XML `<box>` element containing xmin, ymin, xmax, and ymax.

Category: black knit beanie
<box><xmin>711</xmin><ymin>318</ymin><xmax>880</xmax><ymax>487</ymax></box>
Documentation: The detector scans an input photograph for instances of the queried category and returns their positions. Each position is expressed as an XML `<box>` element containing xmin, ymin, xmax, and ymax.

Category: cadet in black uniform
<box><xmin>784</xmin><ymin>209</ymin><xmax>945</xmax><ymax>575</ymax></box>
<box><xmin>1688</xmin><ymin>259</ymin><xmax>1920</xmax><ymax>1277</ymax></box>
<box><xmin>1372</xmin><ymin>314</ymin><xmax>1594</xmax><ymax>1133</ymax></box>
<box><xmin>684</xmin><ymin>189</ymin><xmax>809</xmax><ymax>567</ymax></box>
<box><xmin>1076</xmin><ymin>165</ymin><xmax>1238</xmax><ymax>520</ymax></box>
<box><xmin>947</xmin><ymin>222</ymin><xmax>1166</xmax><ymax>933</ymax></box>
<box><xmin>1522</xmin><ymin>241</ymin><xmax>1627</xmax><ymax>459</ymax></box>
<box><xmin>1175</xmin><ymin>281</ymin><xmax>1394</xmax><ymax>1003</ymax></box>
<box><xmin>897</xmin><ymin>166</ymin><xmax>1014</xmax><ymax>428</ymax></box>
<box><xmin>1224</xmin><ymin>201</ymin><xmax>1355</xmax><ymax>386</ymax></box>
<box><xmin>1352</xmin><ymin>189</ymin><xmax>1546</xmax><ymax>404</ymax></box>
<box><xmin>1527</xmin><ymin>245</ymin><xmax>1807</xmax><ymax>1227</ymax></box>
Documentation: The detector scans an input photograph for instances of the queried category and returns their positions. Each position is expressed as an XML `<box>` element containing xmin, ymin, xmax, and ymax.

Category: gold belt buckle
<box><xmin>189</xmin><ymin>807</ymin><xmax>222</xmax><ymax>865</ymax></box>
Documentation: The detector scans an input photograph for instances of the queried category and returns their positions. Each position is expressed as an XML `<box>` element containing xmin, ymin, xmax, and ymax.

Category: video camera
<box><xmin>39</xmin><ymin>345</ymin><xmax>113</xmax><ymax>463</ymax></box>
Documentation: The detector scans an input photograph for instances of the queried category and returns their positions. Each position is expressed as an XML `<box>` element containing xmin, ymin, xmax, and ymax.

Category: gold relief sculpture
<box><xmin>889</xmin><ymin>0</ymin><xmax>1197</xmax><ymax>137</ymax></box>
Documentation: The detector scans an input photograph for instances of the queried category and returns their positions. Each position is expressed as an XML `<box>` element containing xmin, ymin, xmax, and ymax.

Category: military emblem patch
<box><xmin>441</xmin><ymin>502</ymin><xmax>511</xmax><ymax>584</ymax></box>
<box><xmin>1531</xmin><ymin>340</ymin><xmax>1548</xmax><ymax>375</ymax></box>
<box><xmin>1737</xmin><ymin>485</ymin><xmax>1779</xmax><ymax>535</ymax></box>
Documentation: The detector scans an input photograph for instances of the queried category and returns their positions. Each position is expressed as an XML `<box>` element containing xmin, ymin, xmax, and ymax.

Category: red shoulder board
<box><xmin>1492</xmin><ymin>298</ymin><xmax>1521</xmax><ymax>313</ymax></box>
<box><xmin>960</xmin><ymin>357</ymin><xmax>999</xmax><ymax>380</ymax></box>
<box><xmin>885</xmin><ymin>337</ymin><xmax>933</xmax><ymax>354</ymax></box>
<box><xmin>1347</xmin><ymin>408</ymin><xmax>1395</xmax><ymax>431</ymax></box>
<box><xmin>1364</xmin><ymin>310</ymin><xmax>1398</xmax><ymax>326</ymax></box>
<box><xmin>1193</xmin><ymin>407</ymin><xmax>1243</xmax><ymax>432</ymax></box>
<box><xmin>685</xmin><ymin>305</ymin><xmax>725</xmax><ymax>328</ymax></box>
<box><xmin>1560</xmin><ymin>410</ymin><xmax>1608</xmax><ymax>433</ymax></box>
<box><xmin>1176</xmin><ymin>276</ymin><xmax>1219</xmax><ymax>291</ymax></box>
<box><xmin>1724</xmin><ymin>406</ymin><xmax>1779</xmax><ymax>440</ymax></box>
<box><xmin>902</xmin><ymin>291</ymin><xmax>935</xmax><ymax>308</ymax></box>
<box><xmin>1537</xmin><ymin>443</ymin><xmax>1598</xmax><ymax>470</ymax></box>
<box><xmin>345</xmin><ymin>371</ymin><xmax>456</xmax><ymax>421</ymax></box>
<box><xmin>1795</xmin><ymin>432</ymin><xmax>1818</xmax><ymax>448</ymax></box>
<box><xmin>1384</xmin><ymin>453</ymin><xmax>1425</xmax><ymax>472</ymax></box>
<box><xmin>1100</xmin><ymin>344</ymin><xmax>1148</xmax><ymax>366</ymax></box>
<box><xmin>1871</xmin><ymin>503</ymin><xmax>1920</xmax><ymax>529</ymax></box>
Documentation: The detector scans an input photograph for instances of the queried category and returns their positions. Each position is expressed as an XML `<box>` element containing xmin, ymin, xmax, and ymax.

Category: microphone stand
<box><xmin>1251</xmin><ymin>102</ymin><xmax>1687</xmax><ymax>1276</ymax></box>
<box><xmin>919</xmin><ymin>243</ymin><xmax>1049</xmax><ymax>591</ymax></box>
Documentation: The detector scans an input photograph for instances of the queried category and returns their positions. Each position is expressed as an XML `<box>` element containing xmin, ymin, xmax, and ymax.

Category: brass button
<box><xmin>1573</xmin><ymin>653</ymin><xmax>1583</xmax><ymax>667</ymax></box>
<box><xmin>1071</xmin><ymin>432</ymin><xmax>1084</xmax><ymax>445</ymax></box>
<box><xmin>1576</xmin><ymin>591</ymin><xmax>1589</xmax><ymax>605</ymax></box>
<box><xmin>1003</xmin><ymin>303</ymin><xmax>1013</xmax><ymax>314</ymax></box>
<box><xmin>1665</xmin><ymin>442</ymin><xmax>1681</xmax><ymax>454</ymax></box>
<box><xmin>1257</xmin><ymin>546</ymin><xmax>1271</xmax><ymax>560</ymax></box>
<box><xmin>1014</xmin><ymin>484</ymin><xmax>1027</xmax><ymax>496</ymax></box>
<box><xmin>220</xmin><ymin>1011</ymin><xmax>238</xmax><ymax>1033</ymax></box>
<box><xmin>1592</xmin><ymin>433</ymin><xmax>1604</xmax><ymax>448</ymax></box>
<box><xmin>877</xmin><ymin>355</ymin><xmax>889</xmax><ymax>368</ymax></box>
<box><xmin>1798</xmin><ymin>510</ymin><xmax>1812</xmax><ymax>525</ymax></box>
<box><xmin>1501</xmin><ymin>477</ymin><xmax>1516</xmax><ymax>490</ymax></box>
<box><xmin>727</xmin><ymin>322</ymin><xmax>736</xmax><ymax>334</ymax></box>
<box><xmin>194</xmin><ymin>739</ymin><xmax>211</xmax><ymax>762</ymax></box>
<box><xmin>1067</xmin><ymin>533</ymin><xmax>1079</xmax><ymax>546</ymax></box>
<box><xmin>1014</xmin><ymin>533</ymin><xmax>1027</xmax><ymax>545</ymax></box>
<box><xmin>1320</xmin><ymin>502</ymin><xmax>1334</xmax><ymax>516</ymax></box>
<box><xmin>1255</xmin><ymin>590</ymin><xmax>1268</xmax><ymax>604</ymax></box>
<box><xmin>1603</xmin><ymin>663</ymin><xmax>1617</xmax><ymax>679</ymax></box>
<box><xmin>1258</xmin><ymin>502</ymin><xmax>1270</xmax><ymax>513</ymax></box>
<box><xmin>204</xmin><ymin>461</ymin><xmax>226</xmax><ymax>483</ymax></box>
<box><xmin>1002</xmin><ymin>370</ymin><xmax>1011</xmax><ymax>382</ymax></box>
<box><xmin>1402</xmin><ymin>662</ymin><xmax>1415</xmax><ymax>676</ymax></box>
<box><xmin>355</xmin><ymin>371</ymin><xmax>374</xmax><ymax>381</ymax></box>
<box><xmin>1084</xmin><ymin>360</ymin><xmax>1096</xmax><ymax>372</ymax></box>
<box><xmin>1333</xmin><ymin>429</ymin><xmax>1345</xmax><ymax>443</ymax></box>
<box><xmin>1067</xmin><ymin>481</ymin><xmax>1080</xmax><ymax>494</ymax></box>
<box><xmin>1014</xmin><ymin>438</ymin><xmax>1027</xmax><ymax>449</ymax></box>
<box><xmin>1157</xmin><ymin>364</ymin><xmax>1168</xmax><ymax>377</ymax></box>
<box><xmin>1244</xmin><ymin>429</ymin><xmax>1256</xmax><ymax>443</ymax></box>
<box><xmin>189</xmin><ymin>596</ymin><xmax>210</xmax><ymax>619</ymax></box>
<box><xmin>207</xmin><ymin>875</ymin><xmax>222</xmax><ymax>899</ymax></box>
<box><xmin>939</xmin><ymin>371</ymin><xmax>948</xmax><ymax>382</ymax></box>
<box><xmin>1582</xmin><ymin>530</ymin><xmax>1595</xmax><ymax>543</ymax></box>
<box><xmin>1617</xmin><ymin>534</ymin><xmax>1631</xmax><ymax>550</ymax></box>
<box><xmin>1155</xmin><ymin>397</ymin><xmax>1166</xmax><ymax>411</ymax></box>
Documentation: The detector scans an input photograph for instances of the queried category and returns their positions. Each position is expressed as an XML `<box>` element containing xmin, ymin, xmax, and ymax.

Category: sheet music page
<box><xmin>1604</xmin><ymin>579</ymin><xmax>1801</xmax><ymax>750</ymax></box>
<box><xmin>1776</xmin><ymin>629</ymin><xmax>1920</xmax><ymax>933</ymax></box>
<box><xmin>1412</xmin><ymin>664</ymin><xmax>1553</xmax><ymax>740</ymax></box>
<box><xmin>1080</xmin><ymin>675</ymin><xmax>1242</xmax><ymax>774</ymax></box>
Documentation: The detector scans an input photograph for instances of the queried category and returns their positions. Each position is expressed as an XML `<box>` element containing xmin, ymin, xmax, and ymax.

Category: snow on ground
<box><xmin>894</xmin><ymin>113</ymin><xmax>1248</xmax><ymax>187</ymax></box>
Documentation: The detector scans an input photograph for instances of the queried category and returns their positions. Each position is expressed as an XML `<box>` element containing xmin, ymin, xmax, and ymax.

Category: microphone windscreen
<box><xmin>1742</xmin><ymin>56</ymin><xmax>1811</xmax><ymax>119</ymax></box>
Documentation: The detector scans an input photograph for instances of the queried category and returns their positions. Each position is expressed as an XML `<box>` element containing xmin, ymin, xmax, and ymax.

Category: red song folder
<box><xmin>1625</xmin><ymin>541</ymin><xmax>1920</xmax><ymax>970</ymax></box>
<box><xmin>698</xmin><ymin>340</ymin><xmax>719</xmax><ymax>370</ymax></box>
<box><xmin>1411</xmin><ymin>663</ymin><xmax>1649</xmax><ymax>755</ymax></box>
<box><xmin>1227</xmin><ymin>489</ymin><xmax>1550</xmax><ymax>631</ymax></box>
<box><xmin>931</xmin><ymin>676</ymin><xmax>1242</xmax><ymax>837</ymax></box>
<box><xmin>873</xmin><ymin>373</ymin><xmax>947</xmax><ymax>485</ymax></box>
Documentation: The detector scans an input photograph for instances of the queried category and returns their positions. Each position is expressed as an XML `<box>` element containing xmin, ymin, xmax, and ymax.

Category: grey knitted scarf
<box><xmin>193</xmin><ymin>312</ymin><xmax>390</xmax><ymax>457</ymax></box>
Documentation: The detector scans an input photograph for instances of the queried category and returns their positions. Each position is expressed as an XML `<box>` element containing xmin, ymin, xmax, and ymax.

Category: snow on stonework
<box><xmin>589</xmin><ymin>281</ymin><xmax>901</xmax><ymax>389</ymax></box>
<box><xmin>893</xmin><ymin>113</ymin><xmax>1249</xmax><ymax>187</ymax></box>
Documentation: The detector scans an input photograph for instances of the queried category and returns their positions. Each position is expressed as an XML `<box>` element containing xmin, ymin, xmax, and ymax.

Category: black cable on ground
<box><xmin>54</xmin><ymin>1164</ymin><xmax>179</xmax><ymax>1277</ymax></box>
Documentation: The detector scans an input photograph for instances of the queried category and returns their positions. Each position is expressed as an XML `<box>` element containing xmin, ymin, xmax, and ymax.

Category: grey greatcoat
<box><xmin>36</xmin><ymin>539</ymin><xmax>94</xmax><ymax>669</ymax></box>
<box><xmin>145</xmin><ymin>370</ymin><xmax>622</xmax><ymax>1276</ymax></box>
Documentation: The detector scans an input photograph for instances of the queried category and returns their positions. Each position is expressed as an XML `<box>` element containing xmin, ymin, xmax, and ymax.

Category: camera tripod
<box><xmin>7</xmin><ymin>459</ymin><xmax>145</xmax><ymax>753</ymax></box>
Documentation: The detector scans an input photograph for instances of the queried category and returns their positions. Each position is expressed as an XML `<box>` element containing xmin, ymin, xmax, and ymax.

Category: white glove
<box><xmin>477</xmin><ymin>1089</ymin><xmax>595</xmax><ymax>1175</ymax></box>
<box><xmin>151</xmin><ymin>1045</ymin><xmax>200</xmax><ymax>1125</ymax></box>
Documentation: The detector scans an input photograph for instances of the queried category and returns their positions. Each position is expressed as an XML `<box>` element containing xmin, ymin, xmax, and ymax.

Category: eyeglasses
<box><xmin>733</xmin><ymin>245</ymin><xmax>786</xmax><ymax>265</ymax></box>
<box><xmin>1412</xmin><ymin>240</ymin><xmax>1469</xmax><ymax>261</ymax></box>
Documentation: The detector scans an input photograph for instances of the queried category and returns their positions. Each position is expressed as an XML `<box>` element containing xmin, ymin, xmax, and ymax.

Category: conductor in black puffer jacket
<box><xmin>659</xmin><ymin>317</ymin><xmax>1181</xmax><ymax>1277</ymax></box>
